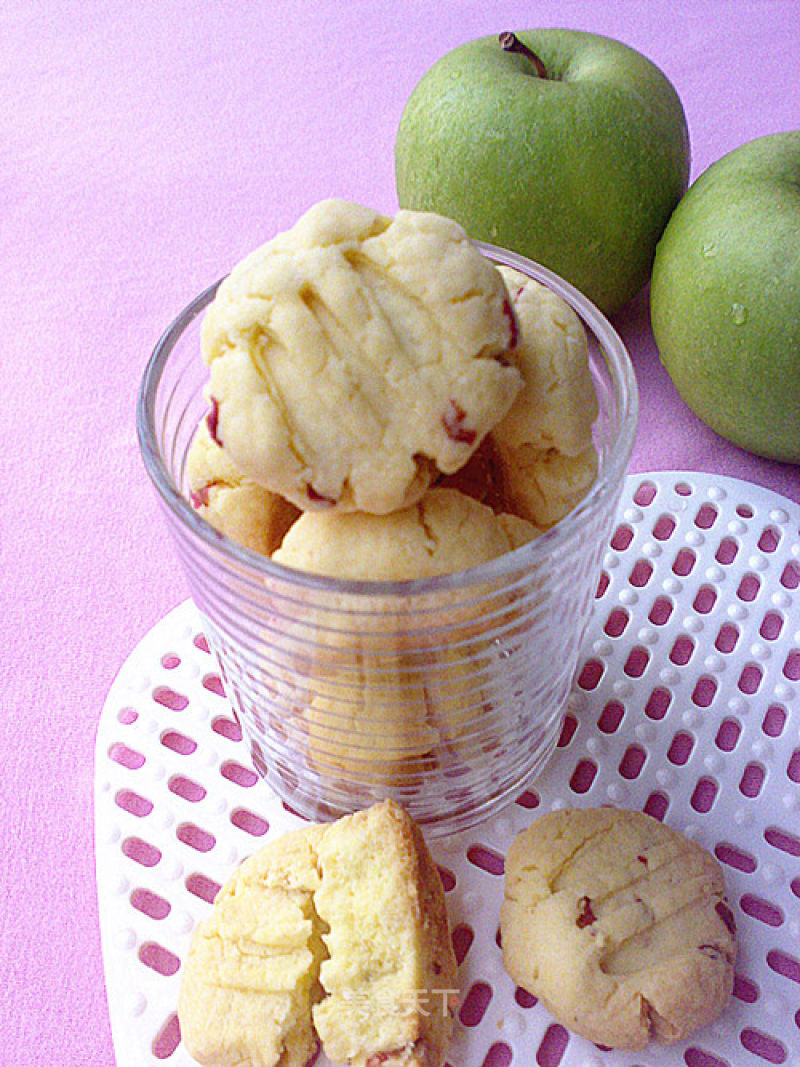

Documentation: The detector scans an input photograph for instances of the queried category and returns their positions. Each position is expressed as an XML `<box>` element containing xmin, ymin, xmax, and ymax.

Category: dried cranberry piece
<box><xmin>366</xmin><ymin>1042</ymin><xmax>435</xmax><ymax>1067</ymax></box>
<box><xmin>190</xmin><ymin>486</ymin><xmax>211</xmax><ymax>509</ymax></box>
<box><xmin>503</xmin><ymin>296</ymin><xmax>519</xmax><ymax>350</ymax></box>
<box><xmin>576</xmin><ymin>895</ymin><xmax>596</xmax><ymax>928</ymax></box>
<box><xmin>365</xmin><ymin>1052</ymin><xmax>411</xmax><ymax>1067</ymax></box>
<box><xmin>206</xmin><ymin>397</ymin><xmax>222</xmax><ymax>447</ymax></box>
<box><xmin>715</xmin><ymin>900</ymin><xmax>737</xmax><ymax>936</ymax></box>
<box><xmin>443</xmin><ymin>400</ymin><xmax>477</xmax><ymax>445</ymax></box>
<box><xmin>305</xmin><ymin>483</ymin><xmax>337</xmax><ymax>507</ymax></box>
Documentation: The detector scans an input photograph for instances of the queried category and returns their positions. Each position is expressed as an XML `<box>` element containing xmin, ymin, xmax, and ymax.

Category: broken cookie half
<box><xmin>178</xmin><ymin>800</ymin><xmax>458</xmax><ymax>1067</ymax></box>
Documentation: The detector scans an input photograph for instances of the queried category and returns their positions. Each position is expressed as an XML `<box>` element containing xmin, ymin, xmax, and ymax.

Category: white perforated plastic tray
<box><xmin>95</xmin><ymin>472</ymin><xmax>800</xmax><ymax>1067</ymax></box>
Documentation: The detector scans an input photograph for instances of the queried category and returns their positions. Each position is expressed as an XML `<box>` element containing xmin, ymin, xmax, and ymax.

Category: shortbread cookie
<box><xmin>493</xmin><ymin>266</ymin><xmax>598</xmax><ymax>458</ymax></box>
<box><xmin>177</xmin><ymin>801</ymin><xmax>457</xmax><ymax>1067</ymax></box>
<box><xmin>186</xmin><ymin>416</ymin><xmax>300</xmax><ymax>555</ymax></box>
<box><xmin>177</xmin><ymin>822</ymin><xmax>327</xmax><ymax>1067</ymax></box>
<box><xmin>501</xmin><ymin>807</ymin><xmax>737</xmax><ymax>1050</ymax></box>
<box><xmin>488</xmin><ymin>266</ymin><xmax>599</xmax><ymax>528</ymax></box>
<box><xmin>272</xmin><ymin>490</ymin><xmax>537</xmax><ymax>784</ymax></box>
<box><xmin>201</xmin><ymin>199</ymin><xmax>522</xmax><ymax>514</ymax></box>
<box><xmin>313</xmin><ymin>800</ymin><xmax>458</xmax><ymax>1067</ymax></box>
<box><xmin>494</xmin><ymin>443</ymin><xmax>599</xmax><ymax>529</ymax></box>
<box><xmin>300</xmin><ymin>643</ymin><xmax>497</xmax><ymax>784</ymax></box>
<box><xmin>302</xmin><ymin>670</ymin><xmax>438</xmax><ymax>783</ymax></box>
<box><xmin>439</xmin><ymin>269</ymin><xmax>599</xmax><ymax>528</ymax></box>
<box><xmin>272</xmin><ymin>487</ymin><xmax>539</xmax><ymax>581</ymax></box>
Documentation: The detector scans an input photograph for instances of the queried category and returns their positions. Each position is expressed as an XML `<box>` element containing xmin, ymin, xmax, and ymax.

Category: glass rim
<box><xmin>137</xmin><ymin>240</ymin><xmax>639</xmax><ymax>599</ymax></box>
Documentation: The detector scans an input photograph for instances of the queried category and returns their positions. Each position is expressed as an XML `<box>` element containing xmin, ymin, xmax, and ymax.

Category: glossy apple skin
<box><xmin>395</xmin><ymin>29</ymin><xmax>690</xmax><ymax>315</ymax></box>
<box><xmin>651</xmin><ymin>131</ymin><xmax>800</xmax><ymax>464</ymax></box>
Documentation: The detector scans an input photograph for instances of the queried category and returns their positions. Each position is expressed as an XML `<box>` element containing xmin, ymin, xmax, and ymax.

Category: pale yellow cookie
<box><xmin>186</xmin><ymin>415</ymin><xmax>300</xmax><ymax>555</ymax></box>
<box><xmin>272</xmin><ymin>487</ymin><xmax>539</xmax><ymax>581</ymax></box>
<box><xmin>441</xmin><ymin>435</ymin><xmax>598</xmax><ymax>529</ymax></box>
<box><xmin>177</xmin><ymin>822</ymin><xmax>327</xmax><ymax>1067</ymax></box>
<box><xmin>270</xmin><ymin>489</ymin><xmax>538</xmax><ymax>792</ymax></box>
<box><xmin>313</xmin><ymin>800</ymin><xmax>458</xmax><ymax>1067</ymax></box>
<box><xmin>201</xmin><ymin>199</ymin><xmax>522</xmax><ymax>514</ymax></box>
<box><xmin>301</xmin><ymin>669</ymin><xmax>438</xmax><ymax>784</ymax></box>
<box><xmin>436</xmin><ymin>271</ymin><xmax>599</xmax><ymax>528</ymax></box>
<box><xmin>487</xmin><ymin>266</ymin><xmax>599</xmax><ymax>528</ymax></box>
<box><xmin>177</xmin><ymin>802</ymin><xmax>457</xmax><ymax>1067</ymax></box>
<box><xmin>494</xmin><ymin>443</ymin><xmax>599</xmax><ymax>529</ymax></box>
<box><xmin>299</xmin><ymin>644</ymin><xmax>498</xmax><ymax>785</ymax></box>
<box><xmin>501</xmin><ymin>807</ymin><xmax>737</xmax><ymax>1050</ymax></box>
<box><xmin>494</xmin><ymin>266</ymin><xmax>598</xmax><ymax>458</ymax></box>
<box><xmin>271</xmin><ymin>489</ymin><xmax>539</xmax><ymax>785</ymax></box>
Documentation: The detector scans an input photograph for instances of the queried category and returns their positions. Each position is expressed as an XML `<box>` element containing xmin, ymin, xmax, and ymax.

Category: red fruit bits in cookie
<box><xmin>442</xmin><ymin>400</ymin><xmax>477</xmax><ymax>445</ymax></box>
<box><xmin>206</xmin><ymin>396</ymin><xmax>222</xmax><ymax>447</ymax></box>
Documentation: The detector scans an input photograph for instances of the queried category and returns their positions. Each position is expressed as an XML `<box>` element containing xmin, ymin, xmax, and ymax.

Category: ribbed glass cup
<box><xmin>137</xmin><ymin>244</ymin><xmax>638</xmax><ymax>835</ymax></box>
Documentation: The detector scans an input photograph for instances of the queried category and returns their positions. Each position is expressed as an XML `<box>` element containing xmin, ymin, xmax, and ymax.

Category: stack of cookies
<box><xmin>183</xmin><ymin>198</ymin><xmax>601</xmax><ymax>785</ymax></box>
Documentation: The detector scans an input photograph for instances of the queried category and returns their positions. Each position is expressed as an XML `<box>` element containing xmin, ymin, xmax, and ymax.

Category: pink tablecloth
<box><xmin>2</xmin><ymin>3</ymin><xmax>798</xmax><ymax>1064</ymax></box>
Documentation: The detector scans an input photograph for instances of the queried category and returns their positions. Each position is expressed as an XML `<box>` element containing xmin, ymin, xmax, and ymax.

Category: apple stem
<box><xmin>498</xmin><ymin>31</ymin><xmax>547</xmax><ymax>78</ymax></box>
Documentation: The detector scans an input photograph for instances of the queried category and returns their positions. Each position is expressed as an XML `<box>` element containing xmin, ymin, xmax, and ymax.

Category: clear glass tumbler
<box><xmin>137</xmin><ymin>244</ymin><xmax>638</xmax><ymax>835</ymax></box>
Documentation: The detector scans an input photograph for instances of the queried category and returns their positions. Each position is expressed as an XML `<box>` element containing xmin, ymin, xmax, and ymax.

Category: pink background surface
<box><xmin>2</xmin><ymin>3</ymin><xmax>799</xmax><ymax>1064</ymax></box>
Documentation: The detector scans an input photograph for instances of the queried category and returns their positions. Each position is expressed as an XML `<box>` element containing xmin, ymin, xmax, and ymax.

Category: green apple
<box><xmin>394</xmin><ymin>29</ymin><xmax>690</xmax><ymax>315</ymax></box>
<box><xmin>651</xmin><ymin>131</ymin><xmax>800</xmax><ymax>464</ymax></box>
